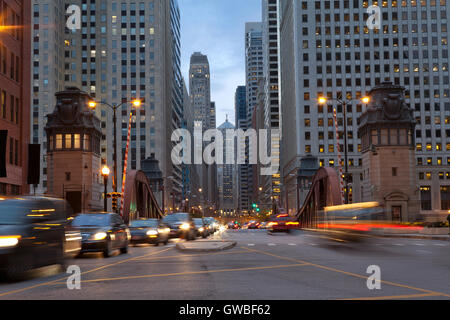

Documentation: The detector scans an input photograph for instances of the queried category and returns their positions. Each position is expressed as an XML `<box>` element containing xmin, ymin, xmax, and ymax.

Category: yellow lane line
<box><xmin>339</xmin><ymin>293</ymin><xmax>441</xmax><ymax>300</ymax></box>
<box><xmin>49</xmin><ymin>263</ymin><xmax>310</xmax><ymax>284</ymax></box>
<box><xmin>242</xmin><ymin>246</ymin><xmax>450</xmax><ymax>299</ymax></box>
<box><xmin>0</xmin><ymin>247</ymin><xmax>172</xmax><ymax>298</ymax></box>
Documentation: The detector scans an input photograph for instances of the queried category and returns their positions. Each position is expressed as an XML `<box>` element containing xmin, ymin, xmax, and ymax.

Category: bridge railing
<box><xmin>121</xmin><ymin>170</ymin><xmax>163</xmax><ymax>225</ymax></box>
<box><xmin>295</xmin><ymin>167</ymin><xmax>343</xmax><ymax>228</ymax></box>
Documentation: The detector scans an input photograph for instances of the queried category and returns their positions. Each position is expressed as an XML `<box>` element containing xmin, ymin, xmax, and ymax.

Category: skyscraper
<box><xmin>261</xmin><ymin>0</ymin><xmax>282</xmax><ymax>208</ymax></box>
<box><xmin>0</xmin><ymin>0</ymin><xmax>31</xmax><ymax>195</ymax></box>
<box><xmin>279</xmin><ymin>0</ymin><xmax>450</xmax><ymax>218</ymax></box>
<box><xmin>217</xmin><ymin>118</ymin><xmax>236</xmax><ymax>215</ymax></box>
<box><xmin>189</xmin><ymin>52</ymin><xmax>216</xmax><ymax>214</ymax></box>
<box><xmin>31</xmin><ymin>0</ymin><xmax>183</xmax><ymax>207</ymax></box>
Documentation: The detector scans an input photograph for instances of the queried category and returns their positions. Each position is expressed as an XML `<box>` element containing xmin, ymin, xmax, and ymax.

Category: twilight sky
<box><xmin>179</xmin><ymin>0</ymin><xmax>262</xmax><ymax>128</ymax></box>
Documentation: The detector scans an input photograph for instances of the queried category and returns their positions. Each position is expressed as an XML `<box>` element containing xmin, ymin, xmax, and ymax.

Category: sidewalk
<box><xmin>176</xmin><ymin>240</ymin><xmax>237</xmax><ymax>252</ymax></box>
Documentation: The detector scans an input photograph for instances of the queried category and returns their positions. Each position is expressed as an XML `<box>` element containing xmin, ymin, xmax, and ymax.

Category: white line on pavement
<box><xmin>268</xmin><ymin>243</ymin><xmax>276</xmax><ymax>246</ymax></box>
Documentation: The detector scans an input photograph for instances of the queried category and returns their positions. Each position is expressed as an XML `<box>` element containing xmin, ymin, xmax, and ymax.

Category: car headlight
<box><xmin>199</xmin><ymin>227</ymin><xmax>204</xmax><ymax>232</ymax></box>
<box><xmin>180</xmin><ymin>223</ymin><xmax>190</xmax><ymax>230</ymax></box>
<box><xmin>92</xmin><ymin>232</ymin><xmax>107</xmax><ymax>241</ymax></box>
<box><xmin>146</xmin><ymin>229</ymin><xmax>158</xmax><ymax>236</ymax></box>
<box><xmin>0</xmin><ymin>235</ymin><xmax>21</xmax><ymax>248</ymax></box>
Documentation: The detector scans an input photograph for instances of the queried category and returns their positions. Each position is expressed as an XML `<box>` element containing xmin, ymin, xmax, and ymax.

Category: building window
<box><xmin>74</xmin><ymin>134</ymin><xmax>81</xmax><ymax>149</ymax></box>
<box><xmin>56</xmin><ymin>134</ymin><xmax>63</xmax><ymax>149</ymax></box>
<box><xmin>65</xmin><ymin>134</ymin><xmax>72</xmax><ymax>149</ymax></box>
<box><xmin>420</xmin><ymin>187</ymin><xmax>432</xmax><ymax>211</ymax></box>
<box><xmin>441</xmin><ymin>186</ymin><xmax>450</xmax><ymax>210</ymax></box>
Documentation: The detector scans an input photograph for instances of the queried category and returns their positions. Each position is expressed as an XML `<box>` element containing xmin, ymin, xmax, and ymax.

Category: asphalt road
<box><xmin>0</xmin><ymin>229</ymin><xmax>449</xmax><ymax>300</ymax></box>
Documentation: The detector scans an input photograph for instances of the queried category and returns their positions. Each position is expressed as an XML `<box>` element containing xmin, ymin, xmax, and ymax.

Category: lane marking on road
<box><xmin>241</xmin><ymin>246</ymin><xmax>450</xmax><ymax>299</ymax></box>
<box><xmin>247</xmin><ymin>244</ymin><xmax>255</xmax><ymax>246</ymax></box>
<box><xmin>433</xmin><ymin>243</ymin><xmax>446</xmax><ymax>247</ymax></box>
<box><xmin>268</xmin><ymin>243</ymin><xmax>276</xmax><ymax>246</ymax></box>
<box><xmin>288</xmin><ymin>243</ymin><xmax>297</xmax><ymax>246</ymax></box>
<box><xmin>393</xmin><ymin>244</ymin><xmax>404</xmax><ymax>246</ymax></box>
<box><xmin>340</xmin><ymin>293</ymin><xmax>440</xmax><ymax>300</ymax></box>
<box><xmin>136</xmin><ymin>250</ymin><xmax>251</xmax><ymax>261</ymax></box>
<box><xmin>414</xmin><ymin>243</ymin><xmax>426</xmax><ymax>246</ymax></box>
<box><xmin>49</xmin><ymin>263</ymin><xmax>310</xmax><ymax>284</ymax></box>
<box><xmin>0</xmin><ymin>246</ymin><xmax>173</xmax><ymax>298</ymax></box>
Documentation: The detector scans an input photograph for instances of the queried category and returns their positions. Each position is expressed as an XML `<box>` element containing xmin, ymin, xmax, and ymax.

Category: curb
<box><xmin>375</xmin><ymin>234</ymin><xmax>450</xmax><ymax>242</ymax></box>
<box><xmin>176</xmin><ymin>241</ymin><xmax>237</xmax><ymax>253</ymax></box>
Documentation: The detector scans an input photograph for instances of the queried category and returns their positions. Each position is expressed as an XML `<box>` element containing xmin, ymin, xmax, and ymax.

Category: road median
<box><xmin>176</xmin><ymin>240</ymin><xmax>237</xmax><ymax>252</ymax></box>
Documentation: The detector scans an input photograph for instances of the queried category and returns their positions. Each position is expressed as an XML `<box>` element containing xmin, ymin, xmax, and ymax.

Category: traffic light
<box><xmin>107</xmin><ymin>192</ymin><xmax>122</xmax><ymax>212</ymax></box>
<box><xmin>252</xmin><ymin>203</ymin><xmax>257</xmax><ymax>208</ymax></box>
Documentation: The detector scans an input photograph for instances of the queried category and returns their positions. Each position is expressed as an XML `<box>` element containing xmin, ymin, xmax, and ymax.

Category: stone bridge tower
<box><xmin>358</xmin><ymin>82</ymin><xmax>419</xmax><ymax>222</ymax></box>
<box><xmin>45</xmin><ymin>87</ymin><xmax>102</xmax><ymax>213</ymax></box>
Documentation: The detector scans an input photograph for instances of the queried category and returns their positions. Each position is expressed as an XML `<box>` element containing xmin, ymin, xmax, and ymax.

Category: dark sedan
<box><xmin>193</xmin><ymin>218</ymin><xmax>209</xmax><ymax>238</ymax></box>
<box><xmin>72</xmin><ymin>213</ymin><xmax>130</xmax><ymax>258</ymax></box>
<box><xmin>0</xmin><ymin>196</ymin><xmax>71</xmax><ymax>279</ymax></box>
<box><xmin>129</xmin><ymin>219</ymin><xmax>170</xmax><ymax>246</ymax></box>
<box><xmin>162</xmin><ymin>213</ymin><xmax>196</xmax><ymax>240</ymax></box>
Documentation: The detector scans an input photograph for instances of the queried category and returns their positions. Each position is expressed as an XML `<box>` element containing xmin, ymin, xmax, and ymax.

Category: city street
<box><xmin>0</xmin><ymin>230</ymin><xmax>449</xmax><ymax>300</ymax></box>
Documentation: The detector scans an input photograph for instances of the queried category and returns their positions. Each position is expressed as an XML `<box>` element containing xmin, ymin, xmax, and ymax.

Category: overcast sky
<box><xmin>179</xmin><ymin>0</ymin><xmax>262</xmax><ymax>128</ymax></box>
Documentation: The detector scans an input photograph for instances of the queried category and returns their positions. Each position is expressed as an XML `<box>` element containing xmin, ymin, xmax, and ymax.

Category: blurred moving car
<box><xmin>129</xmin><ymin>219</ymin><xmax>170</xmax><ymax>246</ymax></box>
<box><xmin>267</xmin><ymin>214</ymin><xmax>299</xmax><ymax>233</ymax></box>
<box><xmin>247</xmin><ymin>220</ymin><xmax>260</xmax><ymax>229</ymax></box>
<box><xmin>0</xmin><ymin>196</ymin><xmax>72</xmax><ymax>279</ymax></box>
<box><xmin>162</xmin><ymin>213</ymin><xmax>196</xmax><ymax>240</ymax></box>
<box><xmin>259</xmin><ymin>222</ymin><xmax>268</xmax><ymax>229</ymax></box>
<box><xmin>227</xmin><ymin>221</ymin><xmax>240</xmax><ymax>229</ymax></box>
<box><xmin>316</xmin><ymin>202</ymin><xmax>423</xmax><ymax>241</ymax></box>
<box><xmin>193</xmin><ymin>218</ymin><xmax>209</xmax><ymax>238</ymax></box>
<box><xmin>204</xmin><ymin>217</ymin><xmax>219</xmax><ymax>233</ymax></box>
<box><xmin>72</xmin><ymin>213</ymin><xmax>130</xmax><ymax>257</ymax></box>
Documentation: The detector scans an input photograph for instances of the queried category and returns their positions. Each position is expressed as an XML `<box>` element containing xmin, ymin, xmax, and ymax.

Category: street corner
<box><xmin>176</xmin><ymin>240</ymin><xmax>237</xmax><ymax>253</ymax></box>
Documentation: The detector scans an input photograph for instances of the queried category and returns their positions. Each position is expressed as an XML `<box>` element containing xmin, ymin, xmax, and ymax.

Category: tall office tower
<box><xmin>217</xmin><ymin>118</ymin><xmax>236</xmax><ymax>216</ymax></box>
<box><xmin>234</xmin><ymin>85</ymin><xmax>248</xmax><ymax>213</ymax></box>
<box><xmin>0</xmin><ymin>0</ymin><xmax>31</xmax><ymax>195</ymax></box>
<box><xmin>279</xmin><ymin>0</ymin><xmax>450</xmax><ymax>218</ymax></box>
<box><xmin>181</xmin><ymin>77</ymin><xmax>194</xmax><ymax>205</ymax></box>
<box><xmin>208</xmin><ymin>101</ymin><xmax>218</xmax><ymax>214</ymax></box>
<box><xmin>30</xmin><ymin>1</ymin><xmax>66</xmax><ymax>194</ymax></box>
<box><xmin>189</xmin><ymin>52</ymin><xmax>211</xmax><ymax>129</ymax></box>
<box><xmin>235</xmin><ymin>86</ymin><xmax>247</xmax><ymax>128</ymax></box>
<box><xmin>33</xmin><ymin>0</ymin><xmax>183</xmax><ymax>207</ymax></box>
<box><xmin>189</xmin><ymin>52</ymin><xmax>213</xmax><ymax>212</ymax></box>
<box><xmin>243</xmin><ymin>22</ymin><xmax>264</xmax><ymax>213</ymax></box>
<box><xmin>261</xmin><ymin>0</ymin><xmax>281</xmax><ymax>208</ymax></box>
<box><xmin>245</xmin><ymin>23</ymin><xmax>264</xmax><ymax>120</ymax></box>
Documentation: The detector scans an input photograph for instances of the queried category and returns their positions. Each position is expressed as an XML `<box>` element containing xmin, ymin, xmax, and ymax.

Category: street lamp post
<box><xmin>89</xmin><ymin>99</ymin><xmax>141</xmax><ymax>213</ymax></box>
<box><xmin>318</xmin><ymin>95</ymin><xmax>370</xmax><ymax>204</ymax></box>
<box><xmin>101</xmin><ymin>166</ymin><xmax>110</xmax><ymax>212</ymax></box>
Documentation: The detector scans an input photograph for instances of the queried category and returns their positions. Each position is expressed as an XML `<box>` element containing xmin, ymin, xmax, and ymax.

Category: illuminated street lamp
<box><xmin>89</xmin><ymin>99</ymin><xmax>141</xmax><ymax>212</ymax></box>
<box><xmin>318</xmin><ymin>95</ymin><xmax>370</xmax><ymax>204</ymax></box>
<box><xmin>101</xmin><ymin>166</ymin><xmax>110</xmax><ymax>212</ymax></box>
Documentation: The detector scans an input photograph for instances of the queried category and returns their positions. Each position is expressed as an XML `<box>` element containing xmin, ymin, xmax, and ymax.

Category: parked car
<box><xmin>193</xmin><ymin>218</ymin><xmax>209</xmax><ymax>238</ymax></box>
<box><xmin>129</xmin><ymin>219</ymin><xmax>170</xmax><ymax>246</ymax></box>
<box><xmin>162</xmin><ymin>213</ymin><xmax>196</xmax><ymax>240</ymax></box>
<box><xmin>71</xmin><ymin>213</ymin><xmax>130</xmax><ymax>257</ymax></box>
<box><xmin>267</xmin><ymin>214</ymin><xmax>300</xmax><ymax>233</ymax></box>
<box><xmin>0</xmin><ymin>196</ymin><xmax>72</xmax><ymax>279</ymax></box>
